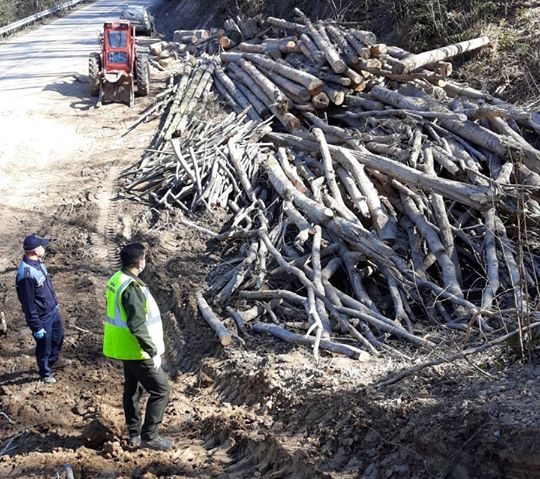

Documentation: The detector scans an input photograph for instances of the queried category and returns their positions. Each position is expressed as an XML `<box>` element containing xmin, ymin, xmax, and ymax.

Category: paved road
<box><xmin>0</xmin><ymin>0</ymin><xmax>160</xmax><ymax>272</ymax></box>
<box><xmin>0</xmin><ymin>0</ymin><xmax>158</xmax><ymax>103</ymax></box>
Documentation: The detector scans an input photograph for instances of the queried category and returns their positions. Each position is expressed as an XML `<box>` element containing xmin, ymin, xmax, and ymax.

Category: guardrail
<box><xmin>0</xmin><ymin>0</ymin><xmax>88</xmax><ymax>37</ymax></box>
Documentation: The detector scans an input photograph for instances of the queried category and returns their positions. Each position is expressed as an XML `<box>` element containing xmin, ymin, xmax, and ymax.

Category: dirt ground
<box><xmin>2</xmin><ymin>3</ymin><xmax>540</xmax><ymax>479</ymax></box>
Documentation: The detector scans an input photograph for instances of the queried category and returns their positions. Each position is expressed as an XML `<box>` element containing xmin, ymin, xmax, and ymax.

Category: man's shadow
<box><xmin>0</xmin><ymin>369</ymin><xmax>38</xmax><ymax>387</ymax></box>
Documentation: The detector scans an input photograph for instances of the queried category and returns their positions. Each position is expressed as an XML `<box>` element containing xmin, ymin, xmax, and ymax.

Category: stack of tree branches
<box><xmin>124</xmin><ymin>111</ymin><xmax>272</xmax><ymax>213</ymax></box>
<box><xmin>212</xmin><ymin>10</ymin><xmax>540</xmax><ymax>133</ymax></box>
<box><xmin>200</xmin><ymin>11</ymin><xmax>540</xmax><ymax>357</ymax></box>
<box><xmin>206</xmin><ymin>122</ymin><xmax>539</xmax><ymax>360</ymax></box>
<box><xmin>212</xmin><ymin>9</ymin><xmax>493</xmax><ymax>128</ymax></box>
<box><xmin>121</xmin><ymin>55</ymin><xmax>274</xmax><ymax>214</ymax></box>
<box><xmin>122</xmin><ymin>10</ymin><xmax>540</xmax><ymax>359</ymax></box>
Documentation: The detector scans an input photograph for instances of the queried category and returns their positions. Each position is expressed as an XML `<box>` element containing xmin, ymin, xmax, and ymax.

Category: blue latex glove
<box><xmin>33</xmin><ymin>328</ymin><xmax>46</xmax><ymax>339</ymax></box>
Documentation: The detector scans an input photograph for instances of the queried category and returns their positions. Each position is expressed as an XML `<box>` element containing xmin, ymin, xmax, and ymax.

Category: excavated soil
<box><xmin>2</xmin><ymin>3</ymin><xmax>540</xmax><ymax>479</ymax></box>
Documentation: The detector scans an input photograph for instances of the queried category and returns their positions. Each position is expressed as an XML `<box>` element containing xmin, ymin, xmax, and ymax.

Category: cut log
<box><xmin>226</xmin><ymin>64</ymin><xmax>271</xmax><ymax>117</ymax></box>
<box><xmin>222</xmin><ymin>52</ymin><xmax>324</xmax><ymax>94</ymax></box>
<box><xmin>214</xmin><ymin>70</ymin><xmax>262</xmax><ymax>122</ymax></box>
<box><xmin>220</xmin><ymin>31</ymin><xmax>243</xmax><ymax>50</ymax></box>
<box><xmin>350</xmin><ymin>29</ymin><xmax>377</xmax><ymax>46</ymax></box>
<box><xmin>370</xmin><ymin>43</ymin><xmax>388</xmax><ymax>56</ymax></box>
<box><xmin>344</xmin><ymin>32</ymin><xmax>370</xmax><ymax>59</ymax></box>
<box><xmin>238</xmin><ymin>42</ymin><xmax>266</xmax><ymax>54</ymax></box>
<box><xmin>267</xmin><ymin>16</ymin><xmax>306</xmax><ymax>34</ymax></box>
<box><xmin>344</xmin><ymin>67</ymin><xmax>364</xmax><ymax>86</ymax></box>
<box><xmin>444</xmin><ymin>81</ymin><xmax>494</xmax><ymax>101</ymax></box>
<box><xmin>311</xmin><ymin>92</ymin><xmax>330</xmax><ymax>109</ymax></box>
<box><xmin>227</xmin><ymin>58</ymin><xmax>299</xmax><ymax>131</ymax></box>
<box><xmin>257</xmin><ymin>65</ymin><xmax>311</xmax><ymax>101</ymax></box>
<box><xmin>173</xmin><ymin>29</ymin><xmax>210</xmax><ymax>43</ymax></box>
<box><xmin>293</xmin><ymin>8</ymin><xmax>347</xmax><ymax>74</ymax></box>
<box><xmin>213</xmin><ymin>75</ymin><xmax>245</xmax><ymax>116</ymax></box>
<box><xmin>195</xmin><ymin>291</ymin><xmax>233</xmax><ymax>346</ymax></box>
<box><xmin>284</xmin><ymin>56</ymin><xmax>352</xmax><ymax>86</ymax></box>
<box><xmin>428</xmin><ymin>61</ymin><xmax>453</xmax><ymax>77</ymax></box>
<box><xmin>326</xmin><ymin>25</ymin><xmax>359</xmax><ymax>65</ymax></box>
<box><xmin>345</xmin><ymin>95</ymin><xmax>384</xmax><ymax>110</ymax></box>
<box><xmin>395</xmin><ymin>36</ymin><xmax>491</xmax><ymax>74</ymax></box>
<box><xmin>323</xmin><ymin>84</ymin><xmax>345</xmax><ymax>105</ymax></box>
<box><xmin>299</xmin><ymin>33</ymin><xmax>325</xmax><ymax>66</ymax></box>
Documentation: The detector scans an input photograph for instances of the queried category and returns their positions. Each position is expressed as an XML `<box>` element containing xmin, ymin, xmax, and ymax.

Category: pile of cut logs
<box><xmin>125</xmin><ymin>10</ymin><xmax>540</xmax><ymax>360</ymax></box>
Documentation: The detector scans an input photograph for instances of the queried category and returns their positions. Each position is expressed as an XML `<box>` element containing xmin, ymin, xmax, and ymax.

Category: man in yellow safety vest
<box><xmin>104</xmin><ymin>242</ymin><xmax>172</xmax><ymax>450</ymax></box>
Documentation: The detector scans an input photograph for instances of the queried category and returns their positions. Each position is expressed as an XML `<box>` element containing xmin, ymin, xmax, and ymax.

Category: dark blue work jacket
<box><xmin>15</xmin><ymin>257</ymin><xmax>59</xmax><ymax>332</ymax></box>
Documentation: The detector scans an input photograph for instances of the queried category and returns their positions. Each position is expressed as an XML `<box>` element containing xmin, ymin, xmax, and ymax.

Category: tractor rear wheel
<box><xmin>135</xmin><ymin>54</ymin><xmax>150</xmax><ymax>97</ymax></box>
<box><xmin>88</xmin><ymin>52</ymin><xmax>101</xmax><ymax>96</ymax></box>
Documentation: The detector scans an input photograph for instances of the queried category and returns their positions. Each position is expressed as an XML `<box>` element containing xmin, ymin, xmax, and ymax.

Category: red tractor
<box><xmin>88</xmin><ymin>20</ymin><xmax>149</xmax><ymax>107</ymax></box>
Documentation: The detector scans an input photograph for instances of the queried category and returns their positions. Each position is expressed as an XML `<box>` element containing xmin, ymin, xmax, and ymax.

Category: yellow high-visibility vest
<box><xmin>103</xmin><ymin>271</ymin><xmax>164</xmax><ymax>360</ymax></box>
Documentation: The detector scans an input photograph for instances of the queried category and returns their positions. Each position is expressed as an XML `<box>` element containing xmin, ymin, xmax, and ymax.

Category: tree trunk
<box><xmin>195</xmin><ymin>291</ymin><xmax>232</xmax><ymax>346</ymax></box>
<box><xmin>395</xmin><ymin>36</ymin><xmax>491</xmax><ymax>74</ymax></box>
<box><xmin>293</xmin><ymin>8</ymin><xmax>347</xmax><ymax>73</ymax></box>
<box><xmin>222</xmin><ymin>51</ymin><xmax>324</xmax><ymax>94</ymax></box>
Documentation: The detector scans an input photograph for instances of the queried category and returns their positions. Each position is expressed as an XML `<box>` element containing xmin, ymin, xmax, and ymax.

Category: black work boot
<box><xmin>141</xmin><ymin>436</ymin><xmax>173</xmax><ymax>450</ymax></box>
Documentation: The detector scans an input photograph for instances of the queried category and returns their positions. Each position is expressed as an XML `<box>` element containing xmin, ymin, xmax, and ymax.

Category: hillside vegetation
<box><xmin>0</xmin><ymin>0</ymin><xmax>63</xmax><ymax>27</ymax></box>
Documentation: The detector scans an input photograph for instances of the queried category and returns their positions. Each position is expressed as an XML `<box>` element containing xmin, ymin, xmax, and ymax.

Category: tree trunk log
<box><xmin>223</xmin><ymin>52</ymin><xmax>324</xmax><ymax>94</ymax></box>
<box><xmin>195</xmin><ymin>291</ymin><xmax>232</xmax><ymax>346</ymax></box>
<box><xmin>326</xmin><ymin>25</ymin><xmax>359</xmax><ymax>65</ymax></box>
<box><xmin>267</xmin><ymin>16</ymin><xmax>306</xmax><ymax>34</ymax></box>
<box><xmin>395</xmin><ymin>36</ymin><xmax>491</xmax><ymax>74</ymax></box>
<box><xmin>226</xmin><ymin>64</ymin><xmax>270</xmax><ymax>117</ymax></box>
<box><xmin>350</xmin><ymin>29</ymin><xmax>377</xmax><ymax>46</ymax></box>
<box><xmin>293</xmin><ymin>8</ymin><xmax>347</xmax><ymax>73</ymax></box>
<box><xmin>214</xmin><ymin>70</ymin><xmax>262</xmax><ymax>122</ymax></box>
<box><xmin>299</xmin><ymin>33</ymin><xmax>325</xmax><ymax>66</ymax></box>
<box><xmin>344</xmin><ymin>32</ymin><xmax>370</xmax><ymax>59</ymax></box>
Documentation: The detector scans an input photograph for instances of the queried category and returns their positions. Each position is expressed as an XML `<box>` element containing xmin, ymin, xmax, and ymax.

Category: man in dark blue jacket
<box><xmin>15</xmin><ymin>235</ymin><xmax>69</xmax><ymax>384</ymax></box>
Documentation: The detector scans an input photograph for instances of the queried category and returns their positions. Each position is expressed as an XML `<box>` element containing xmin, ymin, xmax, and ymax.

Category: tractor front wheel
<box><xmin>88</xmin><ymin>52</ymin><xmax>101</xmax><ymax>97</ymax></box>
<box><xmin>135</xmin><ymin>54</ymin><xmax>150</xmax><ymax>97</ymax></box>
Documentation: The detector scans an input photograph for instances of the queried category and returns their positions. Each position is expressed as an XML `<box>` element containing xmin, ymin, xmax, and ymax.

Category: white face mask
<box><xmin>139</xmin><ymin>257</ymin><xmax>146</xmax><ymax>274</ymax></box>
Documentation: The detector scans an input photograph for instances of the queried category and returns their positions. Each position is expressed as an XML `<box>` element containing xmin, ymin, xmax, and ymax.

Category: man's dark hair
<box><xmin>120</xmin><ymin>242</ymin><xmax>145</xmax><ymax>268</ymax></box>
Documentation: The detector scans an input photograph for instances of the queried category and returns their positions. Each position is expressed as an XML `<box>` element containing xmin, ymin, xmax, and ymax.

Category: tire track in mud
<box><xmin>0</xmin><ymin>206</ymin><xmax>20</xmax><ymax>275</ymax></box>
<box><xmin>92</xmin><ymin>164</ymin><xmax>122</xmax><ymax>271</ymax></box>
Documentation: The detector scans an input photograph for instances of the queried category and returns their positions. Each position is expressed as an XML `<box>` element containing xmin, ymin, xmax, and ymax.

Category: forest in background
<box><xmin>0</xmin><ymin>0</ymin><xmax>64</xmax><ymax>26</ymax></box>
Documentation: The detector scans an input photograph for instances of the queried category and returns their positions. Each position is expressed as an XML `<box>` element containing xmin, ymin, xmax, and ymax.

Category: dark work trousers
<box><xmin>34</xmin><ymin>308</ymin><xmax>64</xmax><ymax>378</ymax></box>
<box><xmin>122</xmin><ymin>359</ymin><xmax>170</xmax><ymax>441</ymax></box>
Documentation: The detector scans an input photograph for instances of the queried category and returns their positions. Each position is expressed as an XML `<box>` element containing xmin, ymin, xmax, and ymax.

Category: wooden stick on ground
<box><xmin>195</xmin><ymin>291</ymin><xmax>233</xmax><ymax>346</ymax></box>
<box><xmin>252</xmin><ymin>322</ymin><xmax>369</xmax><ymax>360</ymax></box>
<box><xmin>378</xmin><ymin>322</ymin><xmax>540</xmax><ymax>387</ymax></box>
